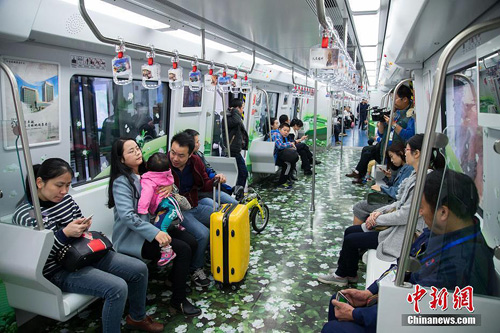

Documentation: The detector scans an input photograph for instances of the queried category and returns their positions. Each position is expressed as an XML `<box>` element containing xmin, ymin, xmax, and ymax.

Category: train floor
<box><xmin>335</xmin><ymin>125</ymin><xmax>370</xmax><ymax>148</ymax></box>
<box><xmin>23</xmin><ymin>146</ymin><xmax>369</xmax><ymax>333</ymax></box>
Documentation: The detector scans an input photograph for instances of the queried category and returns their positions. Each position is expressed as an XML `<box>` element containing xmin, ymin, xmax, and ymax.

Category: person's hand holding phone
<box><xmin>81</xmin><ymin>214</ymin><xmax>93</xmax><ymax>232</ymax></box>
<box><xmin>331</xmin><ymin>299</ymin><xmax>354</xmax><ymax>321</ymax></box>
<box><xmin>341</xmin><ymin>289</ymin><xmax>373</xmax><ymax>307</ymax></box>
<box><xmin>336</xmin><ymin>291</ymin><xmax>352</xmax><ymax>305</ymax></box>
<box><xmin>63</xmin><ymin>216</ymin><xmax>92</xmax><ymax>238</ymax></box>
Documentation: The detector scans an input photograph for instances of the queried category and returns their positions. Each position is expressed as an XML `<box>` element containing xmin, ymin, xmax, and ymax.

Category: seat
<box><xmin>203</xmin><ymin>156</ymin><xmax>239</xmax><ymax>187</ymax></box>
<box><xmin>248</xmin><ymin>139</ymin><xmax>279</xmax><ymax>174</ymax></box>
<box><xmin>0</xmin><ymin>224</ymin><xmax>96</xmax><ymax>322</ymax></box>
<box><xmin>0</xmin><ymin>179</ymin><xmax>114</xmax><ymax>323</ymax></box>
<box><xmin>362</xmin><ymin>250</ymin><xmax>396</xmax><ymax>288</ymax></box>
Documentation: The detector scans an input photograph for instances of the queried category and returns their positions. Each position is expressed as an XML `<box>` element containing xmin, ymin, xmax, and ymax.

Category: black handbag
<box><xmin>366</xmin><ymin>191</ymin><xmax>395</xmax><ymax>205</ymax></box>
<box><xmin>57</xmin><ymin>231</ymin><xmax>113</xmax><ymax>272</ymax></box>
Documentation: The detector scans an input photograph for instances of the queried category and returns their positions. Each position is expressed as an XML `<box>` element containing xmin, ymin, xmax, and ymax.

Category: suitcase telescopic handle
<box><xmin>212</xmin><ymin>178</ymin><xmax>221</xmax><ymax>212</ymax></box>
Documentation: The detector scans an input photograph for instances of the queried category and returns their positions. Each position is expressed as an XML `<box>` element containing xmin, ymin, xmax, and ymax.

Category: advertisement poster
<box><xmin>309</xmin><ymin>48</ymin><xmax>339</xmax><ymax>69</ymax></box>
<box><xmin>2</xmin><ymin>58</ymin><xmax>60</xmax><ymax>149</ymax></box>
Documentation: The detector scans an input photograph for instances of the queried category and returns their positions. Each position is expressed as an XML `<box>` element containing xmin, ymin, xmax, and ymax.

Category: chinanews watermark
<box><xmin>403</xmin><ymin>285</ymin><xmax>481</xmax><ymax>326</ymax></box>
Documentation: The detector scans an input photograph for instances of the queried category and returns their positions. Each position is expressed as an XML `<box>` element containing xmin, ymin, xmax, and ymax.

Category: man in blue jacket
<box><xmin>347</xmin><ymin>85</ymin><xmax>415</xmax><ymax>184</ymax></box>
<box><xmin>322</xmin><ymin>169</ymin><xmax>494</xmax><ymax>333</ymax></box>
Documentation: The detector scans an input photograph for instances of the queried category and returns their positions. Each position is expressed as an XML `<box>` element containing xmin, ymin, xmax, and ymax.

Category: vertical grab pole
<box><xmin>221</xmin><ymin>92</ymin><xmax>231</xmax><ymax>158</ymax></box>
<box><xmin>381</xmin><ymin>79</ymin><xmax>412</xmax><ymax>164</ymax></box>
<box><xmin>395</xmin><ymin>17</ymin><xmax>500</xmax><ymax>286</ymax></box>
<box><xmin>340</xmin><ymin>91</ymin><xmax>345</xmax><ymax>155</ymax></box>
<box><xmin>211</xmin><ymin>89</ymin><xmax>218</xmax><ymax>155</ymax></box>
<box><xmin>310</xmin><ymin>76</ymin><xmax>318</xmax><ymax>212</ymax></box>
<box><xmin>0</xmin><ymin>61</ymin><xmax>44</xmax><ymax>230</ymax></box>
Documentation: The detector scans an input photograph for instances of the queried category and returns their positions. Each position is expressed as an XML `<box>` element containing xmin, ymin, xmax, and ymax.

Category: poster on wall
<box><xmin>2</xmin><ymin>58</ymin><xmax>60</xmax><ymax>150</ymax></box>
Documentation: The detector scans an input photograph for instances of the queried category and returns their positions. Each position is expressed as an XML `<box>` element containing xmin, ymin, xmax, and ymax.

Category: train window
<box><xmin>69</xmin><ymin>76</ymin><xmax>170</xmax><ymax>186</ymax></box>
<box><xmin>253</xmin><ymin>92</ymin><xmax>279</xmax><ymax>135</ymax></box>
<box><xmin>443</xmin><ymin>66</ymin><xmax>483</xmax><ymax>203</ymax></box>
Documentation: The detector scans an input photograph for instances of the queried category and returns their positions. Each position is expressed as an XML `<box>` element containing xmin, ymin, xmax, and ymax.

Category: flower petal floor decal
<box><xmin>28</xmin><ymin>147</ymin><xmax>370</xmax><ymax>333</ymax></box>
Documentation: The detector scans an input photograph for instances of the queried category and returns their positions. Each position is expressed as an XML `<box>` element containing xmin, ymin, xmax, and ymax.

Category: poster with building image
<box><xmin>1</xmin><ymin>58</ymin><xmax>60</xmax><ymax>149</ymax></box>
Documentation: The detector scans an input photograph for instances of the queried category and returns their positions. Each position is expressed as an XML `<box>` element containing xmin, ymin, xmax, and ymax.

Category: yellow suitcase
<box><xmin>210</xmin><ymin>185</ymin><xmax>250</xmax><ymax>285</ymax></box>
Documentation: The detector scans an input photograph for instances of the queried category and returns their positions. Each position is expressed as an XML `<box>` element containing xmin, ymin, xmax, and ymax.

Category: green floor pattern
<box><xmin>23</xmin><ymin>147</ymin><xmax>368</xmax><ymax>333</ymax></box>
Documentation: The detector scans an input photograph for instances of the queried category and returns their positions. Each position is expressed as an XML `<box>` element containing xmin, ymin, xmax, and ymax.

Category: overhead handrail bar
<box><xmin>316</xmin><ymin>0</ymin><xmax>332</xmax><ymax>32</ymax></box>
<box><xmin>0</xmin><ymin>61</ymin><xmax>44</xmax><ymax>230</ymax></box>
<box><xmin>78</xmin><ymin>0</ymin><xmax>254</xmax><ymax>74</ymax></box>
<box><xmin>381</xmin><ymin>78</ymin><xmax>413</xmax><ymax>163</ymax></box>
<box><xmin>395</xmin><ymin>17</ymin><xmax>500</xmax><ymax>287</ymax></box>
<box><xmin>292</xmin><ymin>67</ymin><xmax>314</xmax><ymax>90</ymax></box>
<box><xmin>255</xmin><ymin>87</ymin><xmax>272</xmax><ymax>142</ymax></box>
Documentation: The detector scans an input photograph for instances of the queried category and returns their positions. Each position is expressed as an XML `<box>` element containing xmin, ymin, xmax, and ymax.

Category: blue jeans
<box><xmin>234</xmin><ymin>153</ymin><xmax>248</xmax><ymax>188</ymax></box>
<box><xmin>182</xmin><ymin>204</ymin><xmax>213</xmax><ymax>270</ymax></box>
<box><xmin>198</xmin><ymin>190</ymin><xmax>238</xmax><ymax>209</ymax></box>
<box><xmin>322</xmin><ymin>294</ymin><xmax>367</xmax><ymax>333</ymax></box>
<box><xmin>50</xmin><ymin>251</ymin><xmax>148</xmax><ymax>333</ymax></box>
<box><xmin>335</xmin><ymin>225</ymin><xmax>379</xmax><ymax>278</ymax></box>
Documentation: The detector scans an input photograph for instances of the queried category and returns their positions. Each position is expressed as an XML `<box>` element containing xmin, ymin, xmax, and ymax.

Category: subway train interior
<box><xmin>1</xmin><ymin>0</ymin><xmax>500</xmax><ymax>332</ymax></box>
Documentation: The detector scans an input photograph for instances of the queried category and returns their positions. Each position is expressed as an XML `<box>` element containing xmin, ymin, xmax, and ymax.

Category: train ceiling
<box><xmin>107</xmin><ymin>0</ymin><xmax>389</xmax><ymax>85</ymax></box>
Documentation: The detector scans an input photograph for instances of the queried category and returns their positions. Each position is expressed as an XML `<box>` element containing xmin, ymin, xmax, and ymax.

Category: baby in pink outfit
<box><xmin>138</xmin><ymin>152</ymin><xmax>178</xmax><ymax>266</ymax></box>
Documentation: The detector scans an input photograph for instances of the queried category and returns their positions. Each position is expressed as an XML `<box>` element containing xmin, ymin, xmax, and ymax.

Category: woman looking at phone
<box><xmin>352</xmin><ymin>141</ymin><xmax>413</xmax><ymax>225</ymax></box>
<box><xmin>317</xmin><ymin>134</ymin><xmax>445</xmax><ymax>286</ymax></box>
<box><xmin>12</xmin><ymin>158</ymin><xmax>163</xmax><ymax>333</ymax></box>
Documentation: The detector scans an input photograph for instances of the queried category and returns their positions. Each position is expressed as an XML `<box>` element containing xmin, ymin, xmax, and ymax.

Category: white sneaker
<box><xmin>317</xmin><ymin>269</ymin><xmax>358</xmax><ymax>286</ymax></box>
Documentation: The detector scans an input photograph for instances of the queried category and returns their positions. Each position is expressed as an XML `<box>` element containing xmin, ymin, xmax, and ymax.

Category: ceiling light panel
<box><xmin>361</xmin><ymin>46</ymin><xmax>378</xmax><ymax>62</ymax></box>
<box><xmin>352</xmin><ymin>14</ymin><xmax>379</xmax><ymax>46</ymax></box>
<box><xmin>61</xmin><ymin>0</ymin><xmax>170</xmax><ymax>30</ymax></box>
<box><xmin>163</xmin><ymin>29</ymin><xmax>199</xmax><ymax>42</ymax></box>
<box><xmin>205</xmin><ymin>40</ymin><xmax>237</xmax><ymax>53</ymax></box>
<box><xmin>364</xmin><ymin>62</ymin><xmax>376</xmax><ymax>70</ymax></box>
<box><xmin>348</xmin><ymin>0</ymin><xmax>380</xmax><ymax>12</ymax></box>
<box><xmin>233</xmin><ymin>52</ymin><xmax>272</xmax><ymax>65</ymax></box>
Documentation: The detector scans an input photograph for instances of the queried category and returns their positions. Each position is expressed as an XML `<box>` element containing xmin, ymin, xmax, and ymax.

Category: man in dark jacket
<box><xmin>358</xmin><ymin>99</ymin><xmax>369</xmax><ymax>130</ymax></box>
<box><xmin>322</xmin><ymin>170</ymin><xmax>494</xmax><ymax>333</ymax></box>
<box><xmin>222</xmin><ymin>99</ymin><xmax>249</xmax><ymax>189</ymax></box>
<box><xmin>168</xmin><ymin>132</ymin><xmax>227</xmax><ymax>287</ymax></box>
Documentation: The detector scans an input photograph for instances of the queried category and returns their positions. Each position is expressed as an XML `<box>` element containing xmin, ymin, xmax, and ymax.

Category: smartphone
<box><xmin>336</xmin><ymin>291</ymin><xmax>352</xmax><ymax>305</ymax></box>
<box><xmin>82</xmin><ymin>214</ymin><xmax>94</xmax><ymax>224</ymax></box>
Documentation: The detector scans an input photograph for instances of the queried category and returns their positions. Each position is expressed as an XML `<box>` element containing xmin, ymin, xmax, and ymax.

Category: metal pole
<box><xmin>340</xmin><ymin>91</ymin><xmax>345</xmax><ymax>152</ymax></box>
<box><xmin>256</xmin><ymin>88</ymin><xmax>271</xmax><ymax>141</ymax></box>
<box><xmin>395</xmin><ymin>17</ymin><xmax>500</xmax><ymax>287</ymax></box>
<box><xmin>382</xmin><ymin>80</ymin><xmax>411</xmax><ymax>165</ymax></box>
<box><xmin>201</xmin><ymin>29</ymin><xmax>206</xmax><ymax>60</ymax></box>
<box><xmin>0</xmin><ymin>61</ymin><xmax>44</xmax><ymax>230</ymax></box>
<box><xmin>221</xmin><ymin>93</ymin><xmax>231</xmax><ymax>158</ymax></box>
<box><xmin>315</xmin><ymin>0</ymin><xmax>331</xmax><ymax>31</ymax></box>
<box><xmin>78</xmin><ymin>0</ymin><xmax>254</xmax><ymax>74</ymax></box>
<box><xmin>310</xmin><ymin>77</ymin><xmax>318</xmax><ymax>212</ymax></box>
<box><xmin>211</xmin><ymin>89</ymin><xmax>218</xmax><ymax>155</ymax></box>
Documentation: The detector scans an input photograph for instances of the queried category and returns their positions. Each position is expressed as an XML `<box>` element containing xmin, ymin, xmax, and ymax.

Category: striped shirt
<box><xmin>12</xmin><ymin>195</ymin><xmax>83</xmax><ymax>278</ymax></box>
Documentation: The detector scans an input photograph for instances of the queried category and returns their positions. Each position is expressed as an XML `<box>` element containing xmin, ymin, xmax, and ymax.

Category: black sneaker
<box><xmin>233</xmin><ymin>186</ymin><xmax>244</xmax><ymax>202</ymax></box>
<box><xmin>170</xmin><ymin>299</ymin><xmax>202</xmax><ymax>317</ymax></box>
<box><xmin>191</xmin><ymin>268</ymin><xmax>210</xmax><ymax>287</ymax></box>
